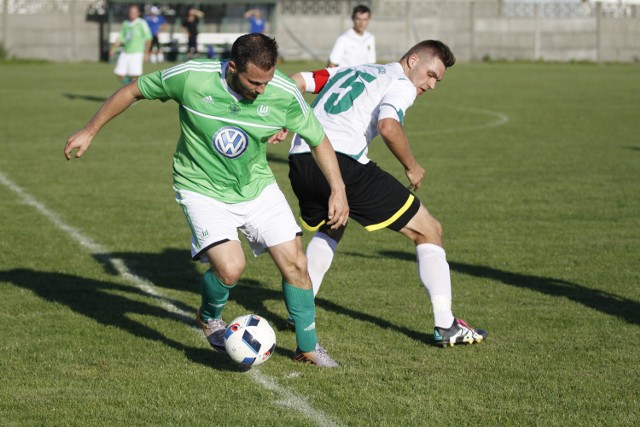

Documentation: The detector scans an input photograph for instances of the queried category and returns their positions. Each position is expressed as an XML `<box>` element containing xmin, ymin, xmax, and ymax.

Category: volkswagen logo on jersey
<box><xmin>213</xmin><ymin>126</ymin><xmax>249</xmax><ymax>159</ymax></box>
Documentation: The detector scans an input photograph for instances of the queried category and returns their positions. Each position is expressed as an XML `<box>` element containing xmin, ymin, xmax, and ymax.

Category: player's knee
<box><xmin>409</xmin><ymin>210</ymin><xmax>443</xmax><ymax>244</ymax></box>
<box><xmin>213</xmin><ymin>260</ymin><xmax>245</xmax><ymax>285</ymax></box>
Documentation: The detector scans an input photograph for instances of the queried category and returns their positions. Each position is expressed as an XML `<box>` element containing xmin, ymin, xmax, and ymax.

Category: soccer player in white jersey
<box><xmin>65</xmin><ymin>34</ymin><xmax>349</xmax><ymax>367</ymax></box>
<box><xmin>327</xmin><ymin>4</ymin><xmax>376</xmax><ymax>68</ymax></box>
<box><xmin>288</xmin><ymin>40</ymin><xmax>488</xmax><ymax>347</ymax></box>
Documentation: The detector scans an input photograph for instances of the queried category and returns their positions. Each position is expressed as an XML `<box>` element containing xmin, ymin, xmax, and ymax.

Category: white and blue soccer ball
<box><xmin>224</xmin><ymin>314</ymin><xmax>276</xmax><ymax>366</ymax></box>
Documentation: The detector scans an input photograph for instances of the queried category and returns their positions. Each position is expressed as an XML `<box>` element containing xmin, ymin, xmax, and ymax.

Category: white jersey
<box><xmin>328</xmin><ymin>28</ymin><xmax>376</xmax><ymax>67</ymax></box>
<box><xmin>290</xmin><ymin>62</ymin><xmax>416</xmax><ymax>164</ymax></box>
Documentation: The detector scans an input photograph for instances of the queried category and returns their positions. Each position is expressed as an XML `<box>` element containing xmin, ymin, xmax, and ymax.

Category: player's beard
<box><xmin>229</xmin><ymin>72</ymin><xmax>258</xmax><ymax>102</ymax></box>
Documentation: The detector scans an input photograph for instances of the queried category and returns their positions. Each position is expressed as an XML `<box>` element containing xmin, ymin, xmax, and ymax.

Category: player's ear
<box><xmin>228</xmin><ymin>60</ymin><xmax>238</xmax><ymax>75</ymax></box>
<box><xmin>408</xmin><ymin>54</ymin><xmax>419</xmax><ymax>69</ymax></box>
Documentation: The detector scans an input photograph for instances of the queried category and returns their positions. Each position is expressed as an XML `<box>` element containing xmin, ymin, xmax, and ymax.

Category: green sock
<box><xmin>282</xmin><ymin>281</ymin><xmax>317</xmax><ymax>352</ymax></box>
<box><xmin>200</xmin><ymin>270</ymin><xmax>235</xmax><ymax>320</ymax></box>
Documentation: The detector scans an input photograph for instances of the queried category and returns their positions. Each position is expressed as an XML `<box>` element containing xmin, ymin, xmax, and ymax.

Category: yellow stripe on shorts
<box><xmin>300</xmin><ymin>217</ymin><xmax>326</xmax><ymax>232</ymax></box>
<box><xmin>364</xmin><ymin>194</ymin><xmax>415</xmax><ymax>232</ymax></box>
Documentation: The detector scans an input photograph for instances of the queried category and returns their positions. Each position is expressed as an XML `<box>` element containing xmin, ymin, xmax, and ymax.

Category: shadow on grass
<box><xmin>62</xmin><ymin>93</ymin><xmax>109</xmax><ymax>102</ymax></box>
<box><xmin>0</xmin><ymin>268</ymin><xmax>242</xmax><ymax>372</ymax></box>
<box><xmin>98</xmin><ymin>248</ymin><xmax>432</xmax><ymax>348</ymax></box>
<box><xmin>266</xmin><ymin>152</ymin><xmax>289</xmax><ymax>165</ymax></box>
<box><xmin>374</xmin><ymin>250</ymin><xmax>640</xmax><ymax>326</ymax></box>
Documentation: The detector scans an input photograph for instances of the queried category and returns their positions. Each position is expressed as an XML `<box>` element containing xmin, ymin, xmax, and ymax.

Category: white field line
<box><xmin>0</xmin><ymin>170</ymin><xmax>341</xmax><ymax>427</ymax></box>
<box><xmin>407</xmin><ymin>106</ymin><xmax>509</xmax><ymax>135</ymax></box>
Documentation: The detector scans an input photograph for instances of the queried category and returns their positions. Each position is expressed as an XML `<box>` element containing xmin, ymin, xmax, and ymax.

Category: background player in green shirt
<box><xmin>65</xmin><ymin>34</ymin><xmax>349</xmax><ymax>367</ymax></box>
<box><xmin>109</xmin><ymin>5</ymin><xmax>152</xmax><ymax>84</ymax></box>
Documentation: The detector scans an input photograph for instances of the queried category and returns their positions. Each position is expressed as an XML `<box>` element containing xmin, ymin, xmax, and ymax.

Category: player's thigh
<box><xmin>346</xmin><ymin>162</ymin><xmax>420</xmax><ymax>232</ymax></box>
<box><xmin>241</xmin><ymin>183</ymin><xmax>302</xmax><ymax>256</ymax></box>
<box><xmin>289</xmin><ymin>153</ymin><xmax>365</xmax><ymax>230</ymax></box>
<box><xmin>175</xmin><ymin>189</ymin><xmax>244</xmax><ymax>262</ymax></box>
<box><xmin>288</xmin><ymin>153</ymin><xmax>331</xmax><ymax>230</ymax></box>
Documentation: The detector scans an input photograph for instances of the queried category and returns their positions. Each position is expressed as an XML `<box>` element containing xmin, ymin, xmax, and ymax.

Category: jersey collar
<box><xmin>220</xmin><ymin>60</ymin><xmax>244</xmax><ymax>102</ymax></box>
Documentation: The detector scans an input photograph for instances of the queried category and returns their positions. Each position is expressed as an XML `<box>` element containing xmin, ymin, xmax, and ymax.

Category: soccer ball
<box><xmin>224</xmin><ymin>314</ymin><xmax>276</xmax><ymax>366</ymax></box>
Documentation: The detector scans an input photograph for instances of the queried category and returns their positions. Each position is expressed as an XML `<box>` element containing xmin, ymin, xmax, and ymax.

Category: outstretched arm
<box><xmin>309</xmin><ymin>136</ymin><xmax>349</xmax><ymax>228</ymax></box>
<box><xmin>378</xmin><ymin>118</ymin><xmax>425</xmax><ymax>191</ymax></box>
<box><xmin>243</xmin><ymin>9</ymin><xmax>258</xmax><ymax>19</ymax></box>
<box><xmin>64</xmin><ymin>82</ymin><xmax>145</xmax><ymax>160</ymax></box>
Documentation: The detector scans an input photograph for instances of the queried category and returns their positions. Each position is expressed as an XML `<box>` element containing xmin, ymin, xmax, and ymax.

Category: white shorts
<box><xmin>114</xmin><ymin>52</ymin><xmax>144</xmax><ymax>77</ymax></box>
<box><xmin>175</xmin><ymin>183</ymin><xmax>302</xmax><ymax>261</ymax></box>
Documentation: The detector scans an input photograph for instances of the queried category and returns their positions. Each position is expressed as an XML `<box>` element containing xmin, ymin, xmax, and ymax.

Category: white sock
<box><xmin>306</xmin><ymin>232</ymin><xmax>338</xmax><ymax>297</ymax></box>
<box><xmin>416</xmin><ymin>243</ymin><xmax>455</xmax><ymax>328</ymax></box>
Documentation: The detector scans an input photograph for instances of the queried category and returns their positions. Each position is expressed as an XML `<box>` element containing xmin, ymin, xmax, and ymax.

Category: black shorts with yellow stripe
<box><xmin>288</xmin><ymin>152</ymin><xmax>421</xmax><ymax>232</ymax></box>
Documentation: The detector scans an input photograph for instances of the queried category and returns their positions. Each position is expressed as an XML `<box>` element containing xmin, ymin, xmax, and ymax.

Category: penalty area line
<box><xmin>0</xmin><ymin>170</ymin><xmax>341</xmax><ymax>427</ymax></box>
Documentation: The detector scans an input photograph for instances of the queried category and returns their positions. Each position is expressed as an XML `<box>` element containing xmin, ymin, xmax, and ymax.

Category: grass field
<box><xmin>1</xmin><ymin>58</ymin><xmax>639</xmax><ymax>426</ymax></box>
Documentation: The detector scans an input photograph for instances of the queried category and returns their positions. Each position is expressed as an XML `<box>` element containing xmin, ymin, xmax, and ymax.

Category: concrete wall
<box><xmin>275</xmin><ymin>0</ymin><xmax>640</xmax><ymax>63</ymax></box>
<box><xmin>0</xmin><ymin>0</ymin><xmax>101</xmax><ymax>62</ymax></box>
<box><xmin>1</xmin><ymin>0</ymin><xmax>639</xmax><ymax>63</ymax></box>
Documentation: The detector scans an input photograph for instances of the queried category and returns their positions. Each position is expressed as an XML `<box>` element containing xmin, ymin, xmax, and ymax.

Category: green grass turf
<box><xmin>1</xmin><ymin>59</ymin><xmax>639</xmax><ymax>426</ymax></box>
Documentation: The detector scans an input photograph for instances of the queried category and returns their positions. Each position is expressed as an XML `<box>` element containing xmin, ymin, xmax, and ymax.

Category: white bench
<box><xmin>109</xmin><ymin>32</ymin><xmax>245</xmax><ymax>59</ymax></box>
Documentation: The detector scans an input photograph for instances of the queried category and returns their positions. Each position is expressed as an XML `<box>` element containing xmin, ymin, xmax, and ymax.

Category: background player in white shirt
<box><xmin>288</xmin><ymin>40</ymin><xmax>488</xmax><ymax>347</ymax></box>
<box><xmin>327</xmin><ymin>4</ymin><xmax>376</xmax><ymax>67</ymax></box>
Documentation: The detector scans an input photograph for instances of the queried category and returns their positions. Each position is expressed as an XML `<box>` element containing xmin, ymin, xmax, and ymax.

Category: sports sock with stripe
<box><xmin>282</xmin><ymin>281</ymin><xmax>317</xmax><ymax>352</ymax></box>
<box><xmin>200</xmin><ymin>269</ymin><xmax>235</xmax><ymax>320</ymax></box>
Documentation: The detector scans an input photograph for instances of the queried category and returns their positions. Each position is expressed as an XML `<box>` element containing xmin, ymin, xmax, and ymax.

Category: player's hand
<box><xmin>326</xmin><ymin>187</ymin><xmax>349</xmax><ymax>229</ymax></box>
<box><xmin>405</xmin><ymin>163</ymin><xmax>425</xmax><ymax>191</ymax></box>
<box><xmin>268</xmin><ymin>128</ymin><xmax>289</xmax><ymax>144</ymax></box>
<box><xmin>64</xmin><ymin>128</ymin><xmax>94</xmax><ymax>160</ymax></box>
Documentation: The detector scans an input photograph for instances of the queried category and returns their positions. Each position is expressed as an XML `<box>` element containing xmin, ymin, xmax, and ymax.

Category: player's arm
<box><xmin>290</xmin><ymin>69</ymin><xmax>331</xmax><ymax>94</ymax></box>
<box><xmin>309</xmin><ymin>136</ymin><xmax>349</xmax><ymax>228</ymax></box>
<box><xmin>378</xmin><ymin>118</ymin><xmax>425</xmax><ymax>191</ymax></box>
<box><xmin>64</xmin><ymin>83</ymin><xmax>145</xmax><ymax>160</ymax></box>
<box><xmin>109</xmin><ymin>39</ymin><xmax>122</xmax><ymax>59</ymax></box>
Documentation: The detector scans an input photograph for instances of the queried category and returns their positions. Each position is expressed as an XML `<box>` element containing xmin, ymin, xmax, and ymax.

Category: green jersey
<box><xmin>137</xmin><ymin>59</ymin><xmax>325</xmax><ymax>203</ymax></box>
<box><xmin>118</xmin><ymin>18</ymin><xmax>151</xmax><ymax>54</ymax></box>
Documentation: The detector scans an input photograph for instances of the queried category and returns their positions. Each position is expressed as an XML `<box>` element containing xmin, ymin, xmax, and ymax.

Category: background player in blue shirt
<box><xmin>244</xmin><ymin>8</ymin><xmax>266</xmax><ymax>34</ymax></box>
<box><xmin>144</xmin><ymin>6</ymin><xmax>168</xmax><ymax>63</ymax></box>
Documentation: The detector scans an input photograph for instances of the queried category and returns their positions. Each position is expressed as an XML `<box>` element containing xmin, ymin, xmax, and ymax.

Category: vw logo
<box><xmin>213</xmin><ymin>126</ymin><xmax>249</xmax><ymax>159</ymax></box>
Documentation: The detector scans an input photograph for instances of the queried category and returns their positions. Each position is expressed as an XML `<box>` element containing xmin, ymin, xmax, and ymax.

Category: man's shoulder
<box><xmin>162</xmin><ymin>59</ymin><xmax>223</xmax><ymax>82</ymax></box>
<box><xmin>267</xmin><ymin>71</ymin><xmax>300</xmax><ymax>97</ymax></box>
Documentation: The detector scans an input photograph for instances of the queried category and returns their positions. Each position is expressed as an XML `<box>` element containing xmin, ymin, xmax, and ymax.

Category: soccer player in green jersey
<box><xmin>109</xmin><ymin>5</ymin><xmax>152</xmax><ymax>84</ymax></box>
<box><xmin>65</xmin><ymin>34</ymin><xmax>349</xmax><ymax>367</ymax></box>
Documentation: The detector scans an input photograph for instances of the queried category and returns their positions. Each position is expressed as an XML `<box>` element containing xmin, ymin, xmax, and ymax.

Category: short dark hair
<box><xmin>401</xmin><ymin>40</ymin><xmax>456</xmax><ymax>68</ymax></box>
<box><xmin>352</xmin><ymin>5</ymin><xmax>371</xmax><ymax>19</ymax></box>
<box><xmin>230</xmin><ymin>33</ymin><xmax>279</xmax><ymax>73</ymax></box>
